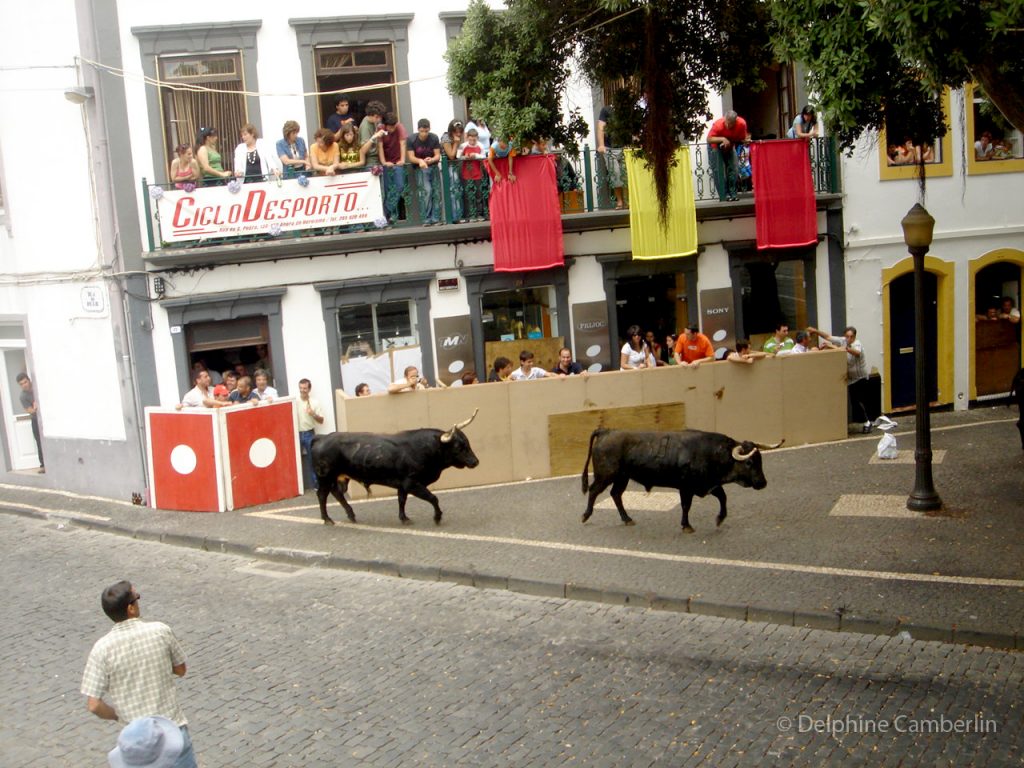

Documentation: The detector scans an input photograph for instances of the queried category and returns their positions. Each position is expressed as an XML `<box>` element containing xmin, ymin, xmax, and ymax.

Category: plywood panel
<box><xmin>486</xmin><ymin>337</ymin><xmax>564</xmax><ymax>375</ymax></box>
<box><xmin>780</xmin><ymin>349</ymin><xmax>848</xmax><ymax>446</ymax></box>
<box><xmin>547</xmin><ymin>403</ymin><xmax>686</xmax><ymax>477</ymax></box>
<box><xmin>507</xmin><ymin>375</ymin><xmax>588</xmax><ymax>480</ymax></box>
<box><xmin>712</xmin><ymin>356</ymin><xmax>785</xmax><ymax>445</ymax></box>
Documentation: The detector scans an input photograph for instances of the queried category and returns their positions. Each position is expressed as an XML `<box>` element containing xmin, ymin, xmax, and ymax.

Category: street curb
<box><xmin>4</xmin><ymin>504</ymin><xmax>1020</xmax><ymax>652</ymax></box>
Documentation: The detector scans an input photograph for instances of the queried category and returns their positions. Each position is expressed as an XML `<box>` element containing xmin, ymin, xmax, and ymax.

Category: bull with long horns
<box><xmin>311</xmin><ymin>409</ymin><xmax>480</xmax><ymax>525</ymax></box>
<box><xmin>581</xmin><ymin>428</ymin><xmax>783</xmax><ymax>532</ymax></box>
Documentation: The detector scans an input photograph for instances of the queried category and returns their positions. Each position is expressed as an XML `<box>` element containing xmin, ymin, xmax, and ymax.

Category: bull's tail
<box><xmin>581</xmin><ymin>428</ymin><xmax>607</xmax><ymax>494</ymax></box>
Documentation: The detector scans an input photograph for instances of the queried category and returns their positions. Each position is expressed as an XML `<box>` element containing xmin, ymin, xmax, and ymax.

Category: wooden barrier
<box><xmin>334</xmin><ymin>350</ymin><xmax>848</xmax><ymax>496</ymax></box>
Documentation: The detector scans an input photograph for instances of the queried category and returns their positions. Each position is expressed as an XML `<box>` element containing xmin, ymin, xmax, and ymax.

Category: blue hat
<box><xmin>108</xmin><ymin>717</ymin><xmax>184</xmax><ymax>768</ymax></box>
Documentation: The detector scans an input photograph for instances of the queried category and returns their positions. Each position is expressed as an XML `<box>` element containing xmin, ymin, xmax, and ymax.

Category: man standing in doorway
<box><xmin>16</xmin><ymin>372</ymin><xmax>43</xmax><ymax>473</ymax></box>
<box><xmin>80</xmin><ymin>580</ymin><xmax>198</xmax><ymax>767</ymax></box>
<box><xmin>297</xmin><ymin>378</ymin><xmax>325</xmax><ymax>491</ymax></box>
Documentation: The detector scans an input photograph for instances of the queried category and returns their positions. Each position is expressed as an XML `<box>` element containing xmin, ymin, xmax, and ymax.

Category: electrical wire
<box><xmin>77</xmin><ymin>56</ymin><xmax>445</xmax><ymax>99</ymax></box>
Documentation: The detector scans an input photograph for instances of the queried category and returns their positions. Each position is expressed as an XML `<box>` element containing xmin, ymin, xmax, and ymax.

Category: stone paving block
<box><xmin>896</xmin><ymin>622</ymin><xmax>954</xmax><ymax>644</ymax></box>
<box><xmin>747</xmin><ymin>606</ymin><xmax>795</xmax><ymax>627</ymax></box>
<box><xmin>508</xmin><ymin>577</ymin><xmax>565</xmax><ymax>598</ymax></box>
<box><xmin>689</xmin><ymin>598</ymin><xmax>748</xmax><ymax>622</ymax></box>
<box><xmin>397</xmin><ymin>562</ymin><xmax>441</xmax><ymax>581</ymax></box>
<box><xmin>839</xmin><ymin>613</ymin><xmax>899</xmax><ymax>637</ymax></box>
<box><xmin>793</xmin><ymin>609</ymin><xmax>840</xmax><ymax>632</ymax></box>
<box><xmin>950</xmin><ymin>627</ymin><xmax>1017</xmax><ymax>650</ymax></box>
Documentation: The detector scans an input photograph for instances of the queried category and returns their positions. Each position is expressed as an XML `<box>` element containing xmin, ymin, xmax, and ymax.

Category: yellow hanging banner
<box><xmin>625</xmin><ymin>148</ymin><xmax>698</xmax><ymax>260</ymax></box>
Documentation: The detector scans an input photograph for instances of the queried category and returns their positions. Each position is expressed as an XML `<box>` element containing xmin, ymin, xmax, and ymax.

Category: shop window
<box><xmin>315</xmin><ymin>44</ymin><xmax>397</xmax><ymax>129</ymax></box>
<box><xmin>740</xmin><ymin>260</ymin><xmax>808</xmax><ymax>340</ymax></box>
<box><xmin>185</xmin><ymin>316</ymin><xmax>271</xmax><ymax>380</ymax></box>
<box><xmin>966</xmin><ymin>83</ymin><xmax>1024</xmax><ymax>175</ymax></box>
<box><xmin>878</xmin><ymin>89</ymin><xmax>952</xmax><ymax>180</ymax></box>
<box><xmin>480</xmin><ymin>287</ymin><xmax>558</xmax><ymax>343</ymax></box>
<box><xmin>338</xmin><ymin>300</ymin><xmax>420</xmax><ymax>394</ymax></box>
<box><xmin>158</xmin><ymin>52</ymin><xmax>247</xmax><ymax>174</ymax></box>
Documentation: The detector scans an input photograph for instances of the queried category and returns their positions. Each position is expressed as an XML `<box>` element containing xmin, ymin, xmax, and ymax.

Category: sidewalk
<box><xmin>3</xmin><ymin>406</ymin><xmax>1022</xmax><ymax>649</ymax></box>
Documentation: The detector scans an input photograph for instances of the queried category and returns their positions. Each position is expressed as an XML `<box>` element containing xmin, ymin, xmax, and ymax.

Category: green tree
<box><xmin>770</xmin><ymin>0</ymin><xmax>1024</xmax><ymax>151</ymax></box>
<box><xmin>446</xmin><ymin>0</ymin><xmax>774</xmax><ymax>223</ymax></box>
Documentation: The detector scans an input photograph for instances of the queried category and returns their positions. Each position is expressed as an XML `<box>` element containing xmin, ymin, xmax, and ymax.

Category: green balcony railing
<box><xmin>142</xmin><ymin>137</ymin><xmax>839</xmax><ymax>252</ymax></box>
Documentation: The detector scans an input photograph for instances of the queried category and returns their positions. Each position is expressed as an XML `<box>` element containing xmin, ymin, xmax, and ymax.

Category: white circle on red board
<box><xmin>169</xmin><ymin>445</ymin><xmax>197</xmax><ymax>475</ymax></box>
<box><xmin>249</xmin><ymin>437</ymin><xmax>277</xmax><ymax>469</ymax></box>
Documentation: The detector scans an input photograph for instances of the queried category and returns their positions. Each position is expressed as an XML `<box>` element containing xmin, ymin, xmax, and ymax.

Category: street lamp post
<box><xmin>900</xmin><ymin>203</ymin><xmax>942</xmax><ymax>511</ymax></box>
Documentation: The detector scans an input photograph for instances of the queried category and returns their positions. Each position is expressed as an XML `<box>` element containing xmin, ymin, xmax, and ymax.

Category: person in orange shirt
<box><xmin>674</xmin><ymin>325</ymin><xmax>715</xmax><ymax>367</ymax></box>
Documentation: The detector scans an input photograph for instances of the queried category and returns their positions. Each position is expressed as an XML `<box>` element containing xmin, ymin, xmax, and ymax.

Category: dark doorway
<box><xmin>889</xmin><ymin>272</ymin><xmax>938</xmax><ymax>409</ymax></box>
<box><xmin>974</xmin><ymin>261</ymin><xmax>1021</xmax><ymax>397</ymax></box>
<box><xmin>614</xmin><ymin>274</ymin><xmax>678</xmax><ymax>345</ymax></box>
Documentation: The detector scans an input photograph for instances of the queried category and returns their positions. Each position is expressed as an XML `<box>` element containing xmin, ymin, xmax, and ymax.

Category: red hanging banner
<box><xmin>488</xmin><ymin>154</ymin><xmax>565</xmax><ymax>272</ymax></box>
<box><xmin>751</xmin><ymin>140</ymin><xmax>818</xmax><ymax>250</ymax></box>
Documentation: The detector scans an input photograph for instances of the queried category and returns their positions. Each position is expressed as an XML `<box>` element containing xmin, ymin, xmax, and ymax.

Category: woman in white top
<box><xmin>233</xmin><ymin>123</ymin><xmax>282</xmax><ymax>183</ymax></box>
<box><xmin>620</xmin><ymin>324</ymin><xmax>656</xmax><ymax>370</ymax></box>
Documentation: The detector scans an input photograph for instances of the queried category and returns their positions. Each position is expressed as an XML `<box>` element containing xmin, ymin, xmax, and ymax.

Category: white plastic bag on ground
<box><xmin>876</xmin><ymin>432</ymin><xmax>898</xmax><ymax>459</ymax></box>
<box><xmin>873</xmin><ymin>415</ymin><xmax>898</xmax><ymax>431</ymax></box>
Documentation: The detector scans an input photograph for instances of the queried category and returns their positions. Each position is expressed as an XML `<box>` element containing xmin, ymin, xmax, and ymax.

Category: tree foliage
<box><xmin>770</xmin><ymin>0</ymin><xmax>1024</xmax><ymax>151</ymax></box>
<box><xmin>446</xmin><ymin>0</ymin><xmax>1024</xmax><ymax>220</ymax></box>
<box><xmin>446</xmin><ymin>0</ymin><xmax>774</xmax><ymax>223</ymax></box>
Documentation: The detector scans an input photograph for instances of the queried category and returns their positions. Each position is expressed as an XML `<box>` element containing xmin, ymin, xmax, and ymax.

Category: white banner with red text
<box><xmin>154</xmin><ymin>173</ymin><xmax>384</xmax><ymax>244</ymax></box>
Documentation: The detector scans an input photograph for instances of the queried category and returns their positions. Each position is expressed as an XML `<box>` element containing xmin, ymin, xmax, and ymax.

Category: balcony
<box><xmin>142</xmin><ymin>138</ymin><xmax>841</xmax><ymax>268</ymax></box>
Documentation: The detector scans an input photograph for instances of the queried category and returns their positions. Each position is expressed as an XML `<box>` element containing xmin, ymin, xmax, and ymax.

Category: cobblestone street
<box><xmin>1</xmin><ymin>514</ymin><xmax>1021</xmax><ymax>767</ymax></box>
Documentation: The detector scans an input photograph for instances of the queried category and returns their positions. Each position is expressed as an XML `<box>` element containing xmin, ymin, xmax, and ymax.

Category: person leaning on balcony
<box><xmin>379</xmin><ymin>113</ymin><xmax>409</xmax><ymax>224</ymax></box>
<box><xmin>597</xmin><ymin>104</ymin><xmax>626</xmax><ymax>209</ymax></box>
<box><xmin>674</xmin><ymin>325</ymin><xmax>715</xmax><ymax>367</ymax></box>
<box><xmin>169</xmin><ymin>145</ymin><xmax>200</xmax><ymax>189</ymax></box>
<box><xmin>707</xmin><ymin>110</ymin><xmax>750</xmax><ymax>202</ymax></box>
<box><xmin>358</xmin><ymin>100</ymin><xmax>387</xmax><ymax>166</ymax></box>
<box><xmin>787</xmin><ymin>105</ymin><xmax>818</xmax><ymax>139</ymax></box>
<box><xmin>310</xmin><ymin>129</ymin><xmax>343</xmax><ymax>175</ymax></box>
<box><xmin>195</xmin><ymin>127</ymin><xmax>232</xmax><ymax>186</ymax></box>
<box><xmin>233</xmin><ymin>123</ymin><xmax>282</xmax><ymax>184</ymax></box>
<box><xmin>337</xmin><ymin>122</ymin><xmax>383</xmax><ymax>170</ymax></box>
<box><xmin>276</xmin><ymin>120</ymin><xmax>311</xmax><ymax>179</ymax></box>
<box><xmin>620</xmin><ymin>325</ymin><xmax>656</xmax><ymax>370</ymax></box>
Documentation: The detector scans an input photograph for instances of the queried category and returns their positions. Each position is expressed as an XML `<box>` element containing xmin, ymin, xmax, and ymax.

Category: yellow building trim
<box><xmin>878</xmin><ymin>89</ymin><xmax>953</xmax><ymax>181</ymax></box>
<box><xmin>967</xmin><ymin>248</ymin><xmax>1024</xmax><ymax>399</ymax></box>
<box><xmin>965</xmin><ymin>84</ymin><xmax>1024</xmax><ymax>176</ymax></box>
<box><xmin>880</xmin><ymin>255</ymin><xmax>955</xmax><ymax>412</ymax></box>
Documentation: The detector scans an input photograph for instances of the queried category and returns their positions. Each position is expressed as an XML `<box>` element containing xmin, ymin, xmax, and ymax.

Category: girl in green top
<box><xmin>196</xmin><ymin>127</ymin><xmax>232</xmax><ymax>185</ymax></box>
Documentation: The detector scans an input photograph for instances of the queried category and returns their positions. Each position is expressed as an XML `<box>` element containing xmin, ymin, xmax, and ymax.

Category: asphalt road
<box><xmin>1</xmin><ymin>514</ymin><xmax>1021</xmax><ymax>767</ymax></box>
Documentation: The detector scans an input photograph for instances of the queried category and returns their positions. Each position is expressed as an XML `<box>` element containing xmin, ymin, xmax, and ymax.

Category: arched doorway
<box><xmin>881</xmin><ymin>256</ymin><xmax>954</xmax><ymax>412</ymax></box>
<box><xmin>888</xmin><ymin>272</ymin><xmax>938</xmax><ymax>409</ymax></box>
<box><xmin>970</xmin><ymin>250</ymin><xmax>1023</xmax><ymax>399</ymax></box>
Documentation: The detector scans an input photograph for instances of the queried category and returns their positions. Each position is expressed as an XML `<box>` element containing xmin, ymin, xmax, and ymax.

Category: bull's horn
<box><xmin>754</xmin><ymin>439</ymin><xmax>784</xmax><ymax>450</ymax></box>
<box><xmin>453</xmin><ymin>408</ymin><xmax>479</xmax><ymax>432</ymax></box>
<box><xmin>440</xmin><ymin>409</ymin><xmax>479</xmax><ymax>444</ymax></box>
<box><xmin>732</xmin><ymin>445</ymin><xmax>757</xmax><ymax>461</ymax></box>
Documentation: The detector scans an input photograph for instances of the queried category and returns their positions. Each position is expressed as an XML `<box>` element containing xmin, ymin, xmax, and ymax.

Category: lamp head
<box><xmin>901</xmin><ymin>203</ymin><xmax>935</xmax><ymax>250</ymax></box>
<box><xmin>63</xmin><ymin>86</ymin><xmax>95</xmax><ymax>105</ymax></box>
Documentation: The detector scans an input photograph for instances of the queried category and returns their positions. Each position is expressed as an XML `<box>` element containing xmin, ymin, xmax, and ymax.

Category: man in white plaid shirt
<box><xmin>81</xmin><ymin>581</ymin><xmax>197</xmax><ymax>767</ymax></box>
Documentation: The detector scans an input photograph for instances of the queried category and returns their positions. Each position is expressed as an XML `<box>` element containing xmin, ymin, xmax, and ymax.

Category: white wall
<box><xmin>0</xmin><ymin>0</ymin><xmax>128</xmax><ymax>442</ymax></box>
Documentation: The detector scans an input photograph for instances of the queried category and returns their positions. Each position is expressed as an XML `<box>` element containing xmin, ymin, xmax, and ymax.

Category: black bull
<box><xmin>581</xmin><ymin>428</ymin><xmax>782</xmax><ymax>531</ymax></box>
<box><xmin>311</xmin><ymin>410</ymin><xmax>479</xmax><ymax>525</ymax></box>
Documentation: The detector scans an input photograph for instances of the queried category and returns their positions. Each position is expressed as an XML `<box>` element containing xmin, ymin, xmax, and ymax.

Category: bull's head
<box><xmin>729</xmin><ymin>439</ymin><xmax>783</xmax><ymax>490</ymax></box>
<box><xmin>440</xmin><ymin>408</ymin><xmax>480</xmax><ymax>468</ymax></box>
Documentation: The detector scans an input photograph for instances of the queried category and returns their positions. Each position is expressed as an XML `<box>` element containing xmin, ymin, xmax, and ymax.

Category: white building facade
<box><xmin>0</xmin><ymin>0</ymin><xmax>1019</xmax><ymax>499</ymax></box>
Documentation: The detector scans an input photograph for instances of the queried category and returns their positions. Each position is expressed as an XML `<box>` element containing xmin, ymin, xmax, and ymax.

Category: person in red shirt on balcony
<box><xmin>707</xmin><ymin>110</ymin><xmax>750</xmax><ymax>202</ymax></box>
<box><xmin>674</xmin><ymin>324</ymin><xmax>715</xmax><ymax>368</ymax></box>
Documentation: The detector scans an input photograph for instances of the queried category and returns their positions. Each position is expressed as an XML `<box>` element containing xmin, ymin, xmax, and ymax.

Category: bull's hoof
<box><xmin>623</xmin><ymin>519</ymin><xmax>635</xmax><ymax>526</ymax></box>
<box><xmin>681</xmin><ymin>525</ymin><xmax>695</xmax><ymax>533</ymax></box>
<box><xmin>401</xmin><ymin>518</ymin><xmax>414</xmax><ymax>526</ymax></box>
<box><xmin>322</xmin><ymin>518</ymin><xmax>335</xmax><ymax>526</ymax></box>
